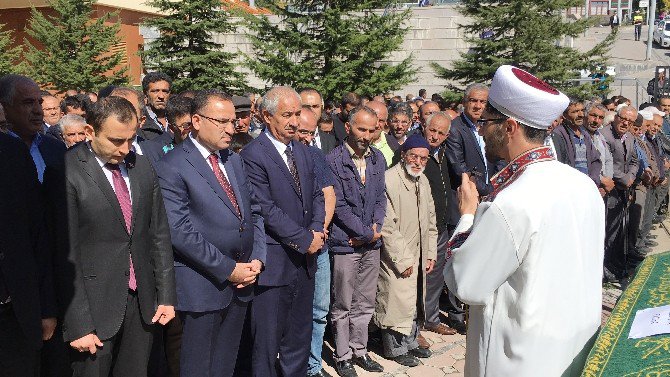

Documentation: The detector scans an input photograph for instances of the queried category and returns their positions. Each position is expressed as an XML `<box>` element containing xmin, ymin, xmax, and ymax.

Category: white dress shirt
<box><xmin>190</xmin><ymin>135</ymin><xmax>230</xmax><ymax>180</ymax></box>
<box><xmin>264</xmin><ymin>129</ymin><xmax>292</xmax><ymax>168</ymax></box>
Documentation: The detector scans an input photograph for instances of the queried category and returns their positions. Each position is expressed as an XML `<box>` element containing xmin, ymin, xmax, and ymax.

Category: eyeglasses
<box><xmin>297</xmin><ymin>129</ymin><xmax>316</xmax><ymax>136</ymax></box>
<box><xmin>406</xmin><ymin>153</ymin><xmax>429</xmax><ymax>163</ymax></box>
<box><xmin>176</xmin><ymin>121</ymin><xmax>192</xmax><ymax>131</ymax></box>
<box><xmin>42</xmin><ymin>107</ymin><xmax>59</xmax><ymax>112</ymax></box>
<box><xmin>197</xmin><ymin>113</ymin><xmax>234</xmax><ymax>128</ymax></box>
<box><xmin>476</xmin><ymin>117</ymin><xmax>507</xmax><ymax>128</ymax></box>
<box><xmin>390</xmin><ymin>119</ymin><xmax>410</xmax><ymax>125</ymax></box>
<box><xmin>616</xmin><ymin>115</ymin><xmax>637</xmax><ymax>125</ymax></box>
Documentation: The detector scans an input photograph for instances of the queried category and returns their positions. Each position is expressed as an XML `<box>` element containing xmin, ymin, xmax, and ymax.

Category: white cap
<box><xmin>639</xmin><ymin>109</ymin><xmax>654</xmax><ymax>121</ymax></box>
<box><xmin>642</xmin><ymin>106</ymin><xmax>666</xmax><ymax>117</ymax></box>
<box><xmin>488</xmin><ymin>65</ymin><xmax>570</xmax><ymax>130</ymax></box>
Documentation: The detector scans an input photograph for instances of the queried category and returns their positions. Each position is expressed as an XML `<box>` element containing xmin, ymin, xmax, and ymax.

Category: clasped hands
<box><xmin>348</xmin><ymin>223</ymin><xmax>382</xmax><ymax>247</ymax></box>
<box><xmin>228</xmin><ymin>259</ymin><xmax>263</xmax><ymax>288</ymax></box>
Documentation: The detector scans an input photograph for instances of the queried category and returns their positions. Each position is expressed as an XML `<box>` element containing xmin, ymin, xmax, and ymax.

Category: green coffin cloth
<box><xmin>583</xmin><ymin>251</ymin><xmax>670</xmax><ymax>377</ymax></box>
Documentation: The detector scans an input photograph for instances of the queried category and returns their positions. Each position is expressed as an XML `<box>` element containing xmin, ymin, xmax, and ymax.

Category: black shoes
<box><xmin>335</xmin><ymin>360</ymin><xmax>358</xmax><ymax>377</ymax></box>
<box><xmin>447</xmin><ymin>318</ymin><xmax>467</xmax><ymax>334</ymax></box>
<box><xmin>309</xmin><ymin>369</ymin><xmax>334</xmax><ymax>377</ymax></box>
<box><xmin>393</xmin><ymin>353</ymin><xmax>420</xmax><ymax>367</ymax></box>
<box><xmin>353</xmin><ymin>354</ymin><xmax>384</xmax><ymax>372</ymax></box>
<box><xmin>409</xmin><ymin>347</ymin><xmax>433</xmax><ymax>358</ymax></box>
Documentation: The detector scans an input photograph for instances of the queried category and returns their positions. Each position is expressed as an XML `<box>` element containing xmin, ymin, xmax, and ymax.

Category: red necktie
<box><xmin>208</xmin><ymin>154</ymin><xmax>241</xmax><ymax>218</ymax></box>
<box><xmin>106</xmin><ymin>163</ymin><xmax>137</xmax><ymax>291</ymax></box>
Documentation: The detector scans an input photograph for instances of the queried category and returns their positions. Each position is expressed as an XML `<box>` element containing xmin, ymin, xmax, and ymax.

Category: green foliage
<box><xmin>141</xmin><ymin>0</ymin><xmax>247</xmax><ymax>94</ymax></box>
<box><xmin>0</xmin><ymin>24</ymin><xmax>24</xmax><ymax>76</ymax></box>
<box><xmin>244</xmin><ymin>0</ymin><xmax>414</xmax><ymax>100</ymax></box>
<box><xmin>431</xmin><ymin>0</ymin><xmax>616</xmax><ymax>100</ymax></box>
<box><xmin>23</xmin><ymin>0</ymin><xmax>128</xmax><ymax>92</ymax></box>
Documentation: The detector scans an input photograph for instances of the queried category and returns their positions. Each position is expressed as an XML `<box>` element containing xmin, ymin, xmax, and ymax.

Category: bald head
<box><xmin>419</xmin><ymin>101</ymin><xmax>440</xmax><ymax>126</ymax></box>
<box><xmin>295</xmin><ymin>106</ymin><xmax>319</xmax><ymax>145</ymax></box>
<box><xmin>366</xmin><ymin>100</ymin><xmax>389</xmax><ymax>140</ymax></box>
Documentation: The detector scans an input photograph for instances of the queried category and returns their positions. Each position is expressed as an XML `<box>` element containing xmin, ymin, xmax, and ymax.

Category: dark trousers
<box><xmin>70</xmin><ymin>292</ymin><xmax>154</xmax><ymax>377</ymax></box>
<box><xmin>635</xmin><ymin>24</ymin><xmax>642</xmax><ymax>40</ymax></box>
<box><xmin>41</xmin><ymin>322</ymin><xmax>72</xmax><ymax>377</ymax></box>
<box><xmin>148</xmin><ymin>311</ymin><xmax>182</xmax><ymax>377</ymax></box>
<box><xmin>251</xmin><ymin>267</ymin><xmax>315</xmax><ymax>377</ymax></box>
<box><xmin>0</xmin><ymin>303</ymin><xmax>40</xmax><ymax>377</ymax></box>
<box><xmin>605</xmin><ymin>189</ymin><xmax>628</xmax><ymax>276</ymax></box>
<box><xmin>179</xmin><ymin>300</ymin><xmax>247</xmax><ymax>377</ymax></box>
<box><xmin>425</xmin><ymin>230</ymin><xmax>448</xmax><ymax>327</ymax></box>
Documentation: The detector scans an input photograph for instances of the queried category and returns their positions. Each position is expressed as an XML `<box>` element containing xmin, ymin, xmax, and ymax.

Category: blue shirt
<box><xmin>8</xmin><ymin>131</ymin><xmax>46</xmax><ymax>183</ymax></box>
<box><xmin>309</xmin><ymin>146</ymin><xmax>335</xmax><ymax>189</ymax></box>
<box><xmin>635</xmin><ymin>138</ymin><xmax>650</xmax><ymax>178</ymax></box>
<box><xmin>462</xmin><ymin>114</ymin><xmax>488</xmax><ymax>181</ymax></box>
<box><xmin>566</xmin><ymin>127</ymin><xmax>588</xmax><ymax>175</ymax></box>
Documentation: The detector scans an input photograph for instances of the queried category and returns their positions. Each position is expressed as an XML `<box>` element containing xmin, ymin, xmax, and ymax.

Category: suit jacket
<box><xmin>445</xmin><ymin>114</ymin><xmax>494</xmax><ymax>196</ymax></box>
<box><xmin>139</xmin><ymin>108</ymin><xmax>166</xmax><ymax>141</ymax></box>
<box><xmin>600</xmin><ymin>124</ymin><xmax>639</xmax><ymax>190</ymax></box>
<box><xmin>155</xmin><ymin>138</ymin><xmax>266</xmax><ymax>312</ymax></box>
<box><xmin>47</xmin><ymin>144</ymin><xmax>176</xmax><ymax>342</ymax></box>
<box><xmin>318</xmin><ymin>131</ymin><xmax>337</xmax><ymax>154</ymax></box>
<box><xmin>45</xmin><ymin>124</ymin><xmax>64</xmax><ymax>144</ymax></box>
<box><xmin>327</xmin><ymin>145</ymin><xmax>387</xmax><ymax>254</ymax></box>
<box><xmin>386</xmin><ymin>133</ymin><xmax>401</xmax><ymax>152</ymax></box>
<box><xmin>240</xmin><ymin>132</ymin><xmax>325</xmax><ymax>286</ymax></box>
<box><xmin>551</xmin><ymin>124</ymin><xmax>602</xmax><ymax>186</ymax></box>
<box><xmin>424</xmin><ymin>145</ymin><xmax>459</xmax><ymax>230</ymax></box>
<box><xmin>140</xmin><ymin>132</ymin><xmax>174</xmax><ymax>167</ymax></box>
<box><xmin>0</xmin><ymin>133</ymin><xmax>56</xmax><ymax>350</ymax></box>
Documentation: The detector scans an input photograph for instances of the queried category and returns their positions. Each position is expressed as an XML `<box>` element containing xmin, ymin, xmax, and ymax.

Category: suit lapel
<box><xmin>460</xmin><ymin>115</ymin><xmax>485</xmax><ymax>164</ymax></box>
<box><xmin>258</xmin><ymin>134</ymin><xmax>301</xmax><ymax>198</ymax></box>
<box><xmin>126</xmin><ymin>153</ymin><xmax>140</xmax><ymax>235</ymax></box>
<box><xmin>77</xmin><ymin>146</ymin><xmax>128</xmax><ymax>235</ymax></box>
<box><xmin>294</xmin><ymin>144</ymin><xmax>309</xmax><ymax>207</ymax></box>
<box><xmin>183</xmin><ymin>139</ymin><xmax>240</xmax><ymax>218</ymax></box>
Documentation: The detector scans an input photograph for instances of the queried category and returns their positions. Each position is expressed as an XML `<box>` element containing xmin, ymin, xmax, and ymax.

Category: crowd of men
<box><xmin>1</xmin><ymin>67</ymin><xmax>667</xmax><ymax>377</ymax></box>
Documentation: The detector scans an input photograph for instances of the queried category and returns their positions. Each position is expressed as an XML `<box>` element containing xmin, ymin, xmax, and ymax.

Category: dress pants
<box><xmin>635</xmin><ymin>24</ymin><xmax>642</xmax><ymax>40</ymax></box>
<box><xmin>308</xmin><ymin>248</ymin><xmax>331</xmax><ymax>375</ymax></box>
<box><xmin>442</xmin><ymin>227</ymin><xmax>465</xmax><ymax>323</ymax></box>
<box><xmin>0</xmin><ymin>303</ymin><xmax>40</xmax><ymax>377</ymax></box>
<box><xmin>425</xmin><ymin>230</ymin><xmax>448</xmax><ymax>327</ymax></box>
<box><xmin>40</xmin><ymin>322</ymin><xmax>72</xmax><ymax>377</ymax></box>
<box><xmin>330</xmin><ymin>248</ymin><xmax>380</xmax><ymax>362</ymax></box>
<box><xmin>148</xmin><ymin>311</ymin><xmax>182</xmax><ymax>377</ymax></box>
<box><xmin>251</xmin><ymin>266</ymin><xmax>315</xmax><ymax>377</ymax></box>
<box><xmin>70</xmin><ymin>291</ymin><xmax>155</xmax><ymax>377</ymax></box>
<box><xmin>381</xmin><ymin>318</ymin><xmax>419</xmax><ymax>358</ymax></box>
<box><xmin>604</xmin><ymin>188</ymin><xmax>629</xmax><ymax>276</ymax></box>
<box><xmin>629</xmin><ymin>187</ymin><xmax>646</xmax><ymax>255</ymax></box>
<box><xmin>179</xmin><ymin>300</ymin><xmax>247</xmax><ymax>377</ymax></box>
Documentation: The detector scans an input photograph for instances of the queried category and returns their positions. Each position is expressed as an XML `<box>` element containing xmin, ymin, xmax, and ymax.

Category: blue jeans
<box><xmin>308</xmin><ymin>247</ymin><xmax>331</xmax><ymax>375</ymax></box>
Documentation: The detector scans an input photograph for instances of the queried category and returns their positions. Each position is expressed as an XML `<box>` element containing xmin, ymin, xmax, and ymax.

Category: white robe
<box><xmin>445</xmin><ymin>159</ymin><xmax>605</xmax><ymax>377</ymax></box>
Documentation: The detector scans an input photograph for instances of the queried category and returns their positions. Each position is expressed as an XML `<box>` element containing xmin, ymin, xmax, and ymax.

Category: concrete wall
<box><xmin>162</xmin><ymin>5</ymin><xmax>471</xmax><ymax>98</ymax></box>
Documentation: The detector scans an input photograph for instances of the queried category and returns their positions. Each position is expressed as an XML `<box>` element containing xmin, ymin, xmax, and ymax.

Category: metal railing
<box><xmin>566</xmin><ymin>77</ymin><xmax>645</xmax><ymax>107</ymax></box>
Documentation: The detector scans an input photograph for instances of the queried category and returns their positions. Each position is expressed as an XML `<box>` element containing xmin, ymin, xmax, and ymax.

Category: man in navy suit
<box><xmin>141</xmin><ymin>95</ymin><xmax>193</xmax><ymax>168</ymax></box>
<box><xmin>241</xmin><ymin>86</ymin><xmax>326</xmax><ymax>377</ymax></box>
<box><xmin>443</xmin><ymin>83</ymin><xmax>491</xmax><ymax>333</ymax></box>
<box><xmin>156</xmin><ymin>90</ymin><xmax>266</xmax><ymax>377</ymax></box>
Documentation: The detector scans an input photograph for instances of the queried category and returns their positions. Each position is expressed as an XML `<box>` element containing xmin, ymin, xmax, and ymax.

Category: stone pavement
<box><xmin>318</xmin><ymin>217</ymin><xmax>670</xmax><ymax>377</ymax></box>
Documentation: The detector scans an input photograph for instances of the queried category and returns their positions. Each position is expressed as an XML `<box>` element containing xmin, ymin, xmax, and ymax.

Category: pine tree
<box><xmin>141</xmin><ymin>0</ymin><xmax>247</xmax><ymax>94</ymax></box>
<box><xmin>0</xmin><ymin>24</ymin><xmax>23</xmax><ymax>76</ymax></box>
<box><xmin>23</xmin><ymin>0</ymin><xmax>128</xmax><ymax>92</ymax></box>
<box><xmin>244</xmin><ymin>0</ymin><xmax>414</xmax><ymax>100</ymax></box>
<box><xmin>430</xmin><ymin>0</ymin><xmax>615</xmax><ymax>99</ymax></box>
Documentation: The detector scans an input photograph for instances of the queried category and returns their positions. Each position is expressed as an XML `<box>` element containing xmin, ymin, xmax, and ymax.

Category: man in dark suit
<box><xmin>300</xmin><ymin>88</ymin><xmax>338</xmax><ymax>153</ymax></box>
<box><xmin>241</xmin><ymin>86</ymin><xmax>325</xmax><ymax>377</ymax></box>
<box><xmin>155</xmin><ymin>91</ymin><xmax>266</xmax><ymax>377</ymax></box>
<box><xmin>0</xmin><ymin>131</ymin><xmax>57</xmax><ymax>377</ymax></box>
<box><xmin>551</xmin><ymin>100</ymin><xmax>602</xmax><ymax>186</ymax></box>
<box><xmin>141</xmin><ymin>72</ymin><xmax>172</xmax><ymax>140</ymax></box>
<box><xmin>48</xmin><ymin>96</ymin><xmax>176</xmax><ymax>376</ymax></box>
<box><xmin>0</xmin><ymin>75</ymin><xmax>67</xmax><ymax>183</ymax></box>
<box><xmin>141</xmin><ymin>95</ymin><xmax>193</xmax><ymax>167</ymax></box>
<box><xmin>443</xmin><ymin>83</ymin><xmax>491</xmax><ymax>330</ymax></box>
<box><xmin>601</xmin><ymin>106</ymin><xmax>640</xmax><ymax>280</ymax></box>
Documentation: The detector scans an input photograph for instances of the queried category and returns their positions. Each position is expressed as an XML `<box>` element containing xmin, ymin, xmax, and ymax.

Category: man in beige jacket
<box><xmin>374</xmin><ymin>134</ymin><xmax>438</xmax><ymax>367</ymax></box>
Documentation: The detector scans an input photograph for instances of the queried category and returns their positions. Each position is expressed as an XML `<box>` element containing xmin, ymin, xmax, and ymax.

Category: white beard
<box><xmin>404</xmin><ymin>163</ymin><xmax>425</xmax><ymax>178</ymax></box>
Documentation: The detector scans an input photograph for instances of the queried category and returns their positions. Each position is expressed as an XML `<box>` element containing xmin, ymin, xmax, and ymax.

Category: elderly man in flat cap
<box><xmin>445</xmin><ymin>65</ymin><xmax>605</xmax><ymax>376</ymax></box>
<box><xmin>374</xmin><ymin>134</ymin><xmax>437</xmax><ymax>368</ymax></box>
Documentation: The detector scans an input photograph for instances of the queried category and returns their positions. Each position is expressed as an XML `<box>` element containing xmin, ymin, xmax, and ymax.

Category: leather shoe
<box><xmin>353</xmin><ymin>354</ymin><xmax>383</xmax><ymax>372</ymax></box>
<box><xmin>392</xmin><ymin>353</ymin><xmax>420</xmax><ymax>367</ymax></box>
<box><xmin>335</xmin><ymin>360</ymin><xmax>358</xmax><ymax>377</ymax></box>
<box><xmin>309</xmin><ymin>369</ymin><xmax>334</xmax><ymax>377</ymax></box>
<box><xmin>423</xmin><ymin>322</ymin><xmax>457</xmax><ymax>335</ymax></box>
<box><xmin>447</xmin><ymin>318</ymin><xmax>467</xmax><ymax>334</ymax></box>
<box><xmin>417</xmin><ymin>332</ymin><xmax>430</xmax><ymax>349</ymax></box>
<box><xmin>409</xmin><ymin>347</ymin><xmax>433</xmax><ymax>358</ymax></box>
<box><xmin>646</xmin><ymin>240</ymin><xmax>659</xmax><ymax>247</ymax></box>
